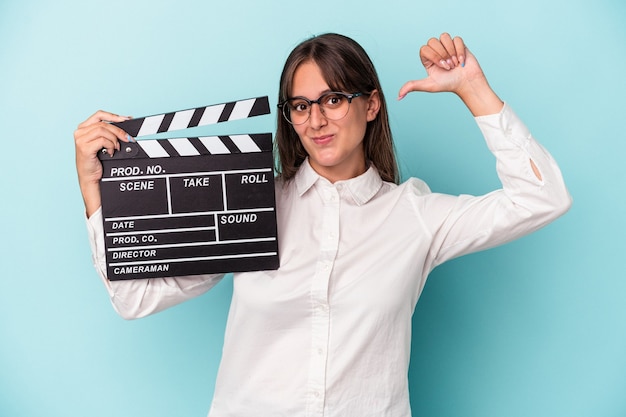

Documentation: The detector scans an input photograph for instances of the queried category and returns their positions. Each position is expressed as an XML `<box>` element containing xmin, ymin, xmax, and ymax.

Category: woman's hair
<box><xmin>275</xmin><ymin>33</ymin><xmax>399</xmax><ymax>184</ymax></box>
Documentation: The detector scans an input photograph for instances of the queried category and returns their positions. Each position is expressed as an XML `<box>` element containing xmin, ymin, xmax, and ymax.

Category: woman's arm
<box><xmin>398</xmin><ymin>35</ymin><xmax>544</xmax><ymax>181</ymax></box>
<box><xmin>75</xmin><ymin>111</ymin><xmax>225</xmax><ymax>319</ymax></box>
<box><xmin>87</xmin><ymin>207</ymin><xmax>224</xmax><ymax>319</ymax></box>
<box><xmin>399</xmin><ymin>34</ymin><xmax>572</xmax><ymax>268</ymax></box>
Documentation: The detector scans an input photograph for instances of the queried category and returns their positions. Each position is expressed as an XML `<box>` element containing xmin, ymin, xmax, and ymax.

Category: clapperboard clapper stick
<box><xmin>98</xmin><ymin>96</ymin><xmax>279</xmax><ymax>281</ymax></box>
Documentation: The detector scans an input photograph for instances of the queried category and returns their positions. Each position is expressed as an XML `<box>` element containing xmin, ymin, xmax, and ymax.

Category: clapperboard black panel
<box><xmin>98</xmin><ymin>96</ymin><xmax>279</xmax><ymax>280</ymax></box>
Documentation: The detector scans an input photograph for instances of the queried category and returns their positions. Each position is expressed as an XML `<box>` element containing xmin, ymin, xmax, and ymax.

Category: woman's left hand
<box><xmin>398</xmin><ymin>33</ymin><xmax>503</xmax><ymax>116</ymax></box>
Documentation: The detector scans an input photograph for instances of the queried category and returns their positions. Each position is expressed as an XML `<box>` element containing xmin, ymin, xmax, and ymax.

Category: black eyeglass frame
<box><xmin>277</xmin><ymin>92</ymin><xmax>366</xmax><ymax>125</ymax></box>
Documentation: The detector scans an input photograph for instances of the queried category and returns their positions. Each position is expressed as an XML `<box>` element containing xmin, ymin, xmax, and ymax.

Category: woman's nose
<box><xmin>308</xmin><ymin>103</ymin><xmax>327</xmax><ymax>129</ymax></box>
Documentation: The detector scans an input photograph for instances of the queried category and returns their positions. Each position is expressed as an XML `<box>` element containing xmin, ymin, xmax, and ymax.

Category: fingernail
<box><xmin>459</xmin><ymin>55</ymin><xmax>465</xmax><ymax>67</ymax></box>
<box><xmin>440</xmin><ymin>59</ymin><xmax>451</xmax><ymax>70</ymax></box>
<box><xmin>398</xmin><ymin>94</ymin><xmax>405</xmax><ymax>101</ymax></box>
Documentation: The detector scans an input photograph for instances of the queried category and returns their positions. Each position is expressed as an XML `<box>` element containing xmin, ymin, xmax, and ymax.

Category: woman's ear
<box><xmin>366</xmin><ymin>90</ymin><xmax>381</xmax><ymax>122</ymax></box>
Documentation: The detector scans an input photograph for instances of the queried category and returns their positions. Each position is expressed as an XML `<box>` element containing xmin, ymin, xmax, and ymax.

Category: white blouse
<box><xmin>86</xmin><ymin>103</ymin><xmax>571</xmax><ymax>417</ymax></box>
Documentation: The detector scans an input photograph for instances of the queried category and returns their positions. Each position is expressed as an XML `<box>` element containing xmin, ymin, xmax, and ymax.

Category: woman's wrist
<box><xmin>79</xmin><ymin>179</ymin><xmax>102</xmax><ymax>218</ymax></box>
<box><xmin>455</xmin><ymin>76</ymin><xmax>503</xmax><ymax>117</ymax></box>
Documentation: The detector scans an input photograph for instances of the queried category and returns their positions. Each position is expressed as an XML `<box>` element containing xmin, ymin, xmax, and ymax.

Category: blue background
<box><xmin>1</xmin><ymin>0</ymin><xmax>624</xmax><ymax>416</ymax></box>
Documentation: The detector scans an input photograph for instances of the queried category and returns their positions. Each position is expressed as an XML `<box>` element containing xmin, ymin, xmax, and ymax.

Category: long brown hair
<box><xmin>275</xmin><ymin>33</ymin><xmax>399</xmax><ymax>184</ymax></box>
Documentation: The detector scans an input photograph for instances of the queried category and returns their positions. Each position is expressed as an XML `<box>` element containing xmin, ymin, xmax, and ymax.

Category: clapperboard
<box><xmin>98</xmin><ymin>96</ymin><xmax>279</xmax><ymax>280</ymax></box>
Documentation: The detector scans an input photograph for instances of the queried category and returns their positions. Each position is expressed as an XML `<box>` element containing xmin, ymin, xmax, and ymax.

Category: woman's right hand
<box><xmin>74</xmin><ymin>110</ymin><xmax>131</xmax><ymax>217</ymax></box>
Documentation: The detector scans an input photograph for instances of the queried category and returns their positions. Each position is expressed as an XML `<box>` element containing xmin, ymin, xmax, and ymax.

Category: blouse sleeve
<box><xmin>412</xmin><ymin>102</ymin><xmax>572</xmax><ymax>271</ymax></box>
<box><xmin>86</xmin><ymin>208</ymin><xmax>225</xmax><ymax>319</ymax></box>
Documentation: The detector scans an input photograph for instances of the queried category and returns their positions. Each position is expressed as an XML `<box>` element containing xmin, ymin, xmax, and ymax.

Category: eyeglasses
<box><xmin>278</xmin><ymin>92</ymin><xmax>365</xmax><ymax>125</ymax></box>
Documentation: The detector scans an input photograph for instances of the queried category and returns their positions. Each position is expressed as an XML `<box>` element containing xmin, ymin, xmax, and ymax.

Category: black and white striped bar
<box><xmin>136</xmin><ymin>134</ymin><xmax>271</xmax><ymax>159</ymax></box>
<box><xmin>111</xmin><ymin>96</ymin><xmax>270</xmax><ymax>137</ymax></box>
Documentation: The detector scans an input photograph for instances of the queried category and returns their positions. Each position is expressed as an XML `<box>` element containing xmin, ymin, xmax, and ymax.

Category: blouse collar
<box><xmin>294</xmin><ymin>158</ymin><xmax>384</xmax><ymax>206</ymax></box>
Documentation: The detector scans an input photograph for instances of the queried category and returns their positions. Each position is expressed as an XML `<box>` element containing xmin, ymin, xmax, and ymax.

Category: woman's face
<box><xmin>290</xmin><ymin>61</ymin><xmax>379</xmax><ymax>183</ymax></box>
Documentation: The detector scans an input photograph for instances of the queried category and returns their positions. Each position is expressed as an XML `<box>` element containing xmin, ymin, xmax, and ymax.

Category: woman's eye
<box><xmin>325</xmin><ymin>95</ymin><xmax>343</xmax><ymax>107</ymax></box>
<box><xmin>292</xmin><ymin>102</ymin><xmax>309</xmax><ymax>112</ymax></box>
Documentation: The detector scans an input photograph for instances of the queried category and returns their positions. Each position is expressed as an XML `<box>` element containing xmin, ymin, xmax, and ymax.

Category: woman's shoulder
<box><xmin>388</xmin><ymin>176</ymin><xmax>432</xmax><ymax>197</ymax></box>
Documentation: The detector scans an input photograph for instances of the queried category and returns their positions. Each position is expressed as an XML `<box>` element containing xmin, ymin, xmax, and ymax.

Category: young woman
<box><xmin>74</xmin><ymin>33</ymin><xmax>571</xmax><ymax>417</ymax></box>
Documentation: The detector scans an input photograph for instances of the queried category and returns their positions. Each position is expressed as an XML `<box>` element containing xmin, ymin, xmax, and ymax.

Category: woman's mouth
<box><xmin>311</xmin><ymin>134</ymin><xmax>334</xmax><ymax>145</ymax></box>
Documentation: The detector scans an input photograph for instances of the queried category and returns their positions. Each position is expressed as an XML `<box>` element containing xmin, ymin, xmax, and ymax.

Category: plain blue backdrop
<box><xmin>1</xmin><ymin>0</ymin><xmax>624</xmax><ymax>416</ymax></box>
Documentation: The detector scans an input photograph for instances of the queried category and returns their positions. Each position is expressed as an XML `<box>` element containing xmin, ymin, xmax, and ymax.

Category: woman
<box><xmin>74</xmin><ymin>33</ymin><xmax>571</xmax><ymax>417</ymax></box>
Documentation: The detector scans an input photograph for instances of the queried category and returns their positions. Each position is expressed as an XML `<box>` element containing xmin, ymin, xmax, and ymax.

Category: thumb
<box><xmin>397</xmin><ymin>78</ymin><xmax>437</xmax><ymax>100</ymax></box>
